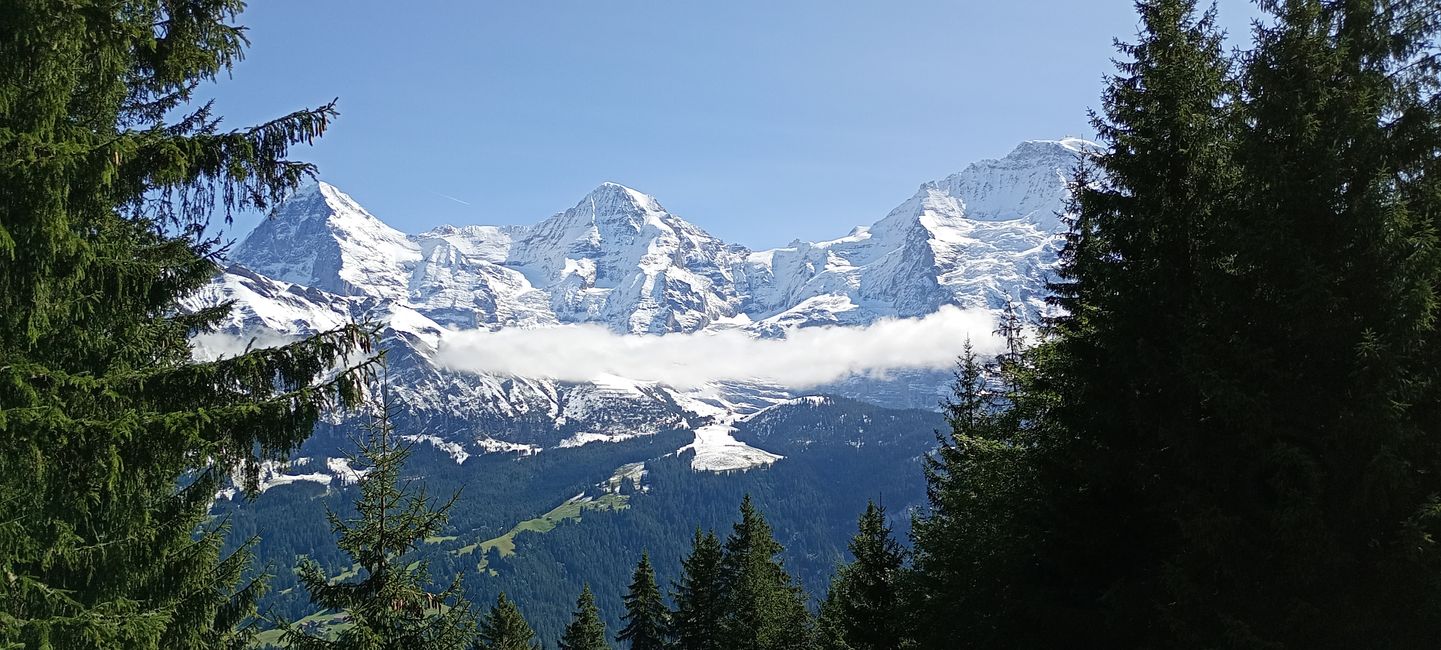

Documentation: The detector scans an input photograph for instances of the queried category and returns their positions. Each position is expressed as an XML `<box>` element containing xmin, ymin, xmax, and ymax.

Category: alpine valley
<box><xmin>199</xmin><ymin>138</ymin><xmax>1091</xmax><ymax>643</ymax></box>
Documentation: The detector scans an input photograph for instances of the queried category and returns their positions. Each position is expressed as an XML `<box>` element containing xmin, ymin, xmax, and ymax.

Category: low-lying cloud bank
<box><xmin>435</xmin><ymin>306</ymin><xmax>1001</xmax><ymax>390</ymax></box>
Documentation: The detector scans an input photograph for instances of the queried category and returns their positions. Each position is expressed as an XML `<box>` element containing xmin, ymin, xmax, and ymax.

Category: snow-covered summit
<box><xmin>232</xmin><ymin>181</ymin><xmax>420</xmax><ymax>301</ymax></box>
<box><xmin>207</xmin><ymin>139</ymin><xmax>1093</xmax><ymax>466</ymax></box>
<box><xmin>227</xmin><ymin>139</ymin><xmax>1089</xmax><ymax>336</ymax></box>
<box><xmin>740</xmin><ymin>139</ymin><xmax>1090</xmax><ymax>325</ymax></box>
<box><xmin>921</xmin><ymin>137</ymin><xmax>1093</xmax><ymax>227</ymax></box>
<box><xmin>506</xmin><ymin>182</ymin><xmax>748</xmax><ymax>333</ymax></box>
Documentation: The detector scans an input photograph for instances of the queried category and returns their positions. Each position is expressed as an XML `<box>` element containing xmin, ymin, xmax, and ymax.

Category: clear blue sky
<box><xmin>207</xmin><ymin>1</ymin><xmax>1257</xmax><ymax>249</ymax></box>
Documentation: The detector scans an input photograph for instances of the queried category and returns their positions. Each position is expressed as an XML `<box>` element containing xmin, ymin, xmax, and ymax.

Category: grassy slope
<box><xmin>457</xmin><ymin>493</ymin><xmax>630</xmax><ymax>569</ymax></box>
<box><xmin>251</xmin><ymin>493</ymin><xmax>629</xmax><ymax>647</ymax></box>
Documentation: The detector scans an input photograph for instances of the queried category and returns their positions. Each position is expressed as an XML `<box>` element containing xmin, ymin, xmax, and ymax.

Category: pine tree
<box><xmin>283</xmin><ymin>364</ymin><xmax>477</xmax><ymax>649</ymax></box>
<box><xmin>1161</xmin><ymin>0</ymin><xmax>1441</xmax><ymax>645</ymax></box>
<box><xmin>558</xmin><ymin>585</ymin><xmax>611</xmax><ymax>650</ymax></box>
<box><xmin>0</xmin><ymin>2</ymin><xmax>372</xmax><ymax>647</ymax></box>
<box><xmin>820</xmin><ymin>502</ymin><xmax>906</xmax><ymax>650</ymax></box>
<box><xmin>911</xmin><ymin>0</ymin><xmax>1441</xmax><ymax>647</ymax></box>
<box><xmin>908</xmin><ymin>342</ymin><xmax>1032</xmax><ymax>647</ymax></box>
<box><xmin>1010</xmin><ymin>3</ymin><xmax>1242</xmax><ymax>646</ymax></box>
<box><xmin>814</xmin><ymin>591</ymin><xmax>853</xmax><ymax>650</ymax></box>
<box><xmin>617</xmin><ymin>552</ymin><xmax>671</xmax><ymax>650</ymax></box>
<box><xmin>907</xmin><ymin>1</ymin><xmax>1240</xmax><ymax>646</ymax></box>
<box><xmin>992</xmin><ymin>298</ymin><xmax>1028</xmax><ymax>398</ymax></box>
<box><xmin>672</xmin><ymin>530</ymin><xmax>727</xmax><ymax>650</ymax></box>
<box><xmin>719</xmin><ymin>496</ymin><xmax>813</xmax><ymax>650</ymax></box>
<box><xmin>476</xmin><ymin>593</ymin><xmax>540</xmax><ymax>650</ymax></box>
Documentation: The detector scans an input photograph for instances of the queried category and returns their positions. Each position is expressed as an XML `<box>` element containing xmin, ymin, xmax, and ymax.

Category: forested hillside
<box><xmin>221</xmin><ymin>397</ymin><xmax>941</xmax><ymax>644</ymax></box>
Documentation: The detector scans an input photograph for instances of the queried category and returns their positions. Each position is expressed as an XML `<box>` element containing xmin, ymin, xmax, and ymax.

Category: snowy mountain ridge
<box><xmin>194</xmin><ymin>138</ymin><xmax>1092</xmax><ymax>473</ymax></box>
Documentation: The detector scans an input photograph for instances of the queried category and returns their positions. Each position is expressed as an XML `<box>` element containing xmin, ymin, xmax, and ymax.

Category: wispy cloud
<box><xmin>434</xmin><ymin>306</ymin><xmax>1001</xmax><ymax>390</ymax></box>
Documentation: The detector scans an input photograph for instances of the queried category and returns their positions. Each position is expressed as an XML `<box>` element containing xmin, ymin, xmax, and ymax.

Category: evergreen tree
<box><xmin>820</xmin><ymin>502</ymin><xmax>906</xmax><ymax>650</ymax></box>
<box><xmin>283</xmin><ymin>366</ymin><xmax>476</xmax><ymax>649</ymax></box>
<box><xmin>719</xmin><ymin>496</ymin><xmax>813</xmax><ymax>650</ymax></box>
<box><xmin>617</xmin><ymin>552</ymin><xmax>671</xmax><ymax>650</ymax></box>
<box><xmin>671</xmin><ymin>530</ymin><xmax>727</xmax><ymax>650</ymax></box>
<box><xmin>992</xmin><ymin>298</ymin><xmax>1028</xmax><ymax>398</ymax></box>
<box><xmin>814</xmin><ymin>590</ymin><xmax>853</xmax><ymax>650</ymax></box>
<box><xmin>908</xmin><ymin>341</ymin><xmax>1033</xmax><ymax>647</ymax></box>
<box><xmin>909</xmin><ymin>0</ymin><xmax>1441</xmax><ymax>647</ymax></box>
<box><xmin>558</xmin><ymin>585</ymin><xmax>611</xmax><ymax>650</ymax></box>
<box><xmin>1010</xmin><ymin>3</ymin><xmax>1242</xmax><ymax>646</ymax></box>
<box><xmin>1161</xmin><ymin>0</ymin><xmax>1441</xmax><ymax>645</ymax></box>
<box><xmin>476</xmin><ymin>593</ymin><xmax>540</xmax><ymax>650</ymax></box>
<box><xmin>0</xmin><ymin>2</ymin><xmax>372</xmax><ymax>648</ymax></box>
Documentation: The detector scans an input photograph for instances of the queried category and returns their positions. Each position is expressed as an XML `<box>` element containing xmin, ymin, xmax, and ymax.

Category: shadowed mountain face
<box><xmin>190</xmin><ymin>139</ymin><xmax>1089</xmax><ymax>479</ymax></box>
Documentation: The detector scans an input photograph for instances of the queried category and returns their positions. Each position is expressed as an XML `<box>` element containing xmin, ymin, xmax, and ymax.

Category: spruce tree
<box><xmin>1163</xmin><ymin>1</ymin><xmax>1441</xmax><ymax>645</ymax></box>
<box><xmin>283</xmin><ymin>366</ymin><xmax>476</xmax><ymax>649</ymax></box>
<box><xmin>617</xmin><ymin>552</ymin><xmax>672</xmax><ymax>650</ymax></box>
<box><xmin>671</xmin><ymin>530</ymin><xmax>726</xmax><ymax>650</ymax></box>
<box><xmin>0</xmin><ymin>2</ymin><xmax>372</xmax><ymax>648</ymax></box>
<box><xmin>913</xmin><ymin>0</ymin><xmax>1441</xmax><ymax>647</ymax></box>
<box><xmin>1014</xmin><ymin>3</ymin><xmax>1241</xmax><ymax>646</ymax></box>
<box><xmin>718</xmin><ymin>496</ymin><xmax>813</xmax><ymax>650</ymax></box>
<box><xmin>908</xmin><ymin>341</ymin><xmax>1032</xmax><ymax>647</ymax></box>
<box><xmin>908</xmin><ymin>1</ymin><xmax>1240</xmax><ymax>646</ymax></box>
<box><xmin>558</xmin><ymin>585</ymin><xmax>611</xmax><ymax>650</ymax></box>
<box><xmin>814</xmin><ymin>590</ymin><xmax>853</xmax><ymax>650</ymax></box>
<box><xmin>821</xmin><ymin>502</ymin><xmax>906</xmax><ymax>650</ymax></box>
<box><xmin>476</xmin><ymin>593</ymin><xmax>540</xmax><ymax>650</ymax></box>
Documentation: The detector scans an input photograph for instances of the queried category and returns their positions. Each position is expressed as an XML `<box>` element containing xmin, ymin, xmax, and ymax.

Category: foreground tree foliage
<box><xmin>475</xmin><ymin>593</ymin><xmax>540</xmax><ymax>650</ymax></box>
<box><xmin>283</xmin><ymin>370</ymin><xmax>476</xmax><ymax>649</ymax></box>
<box><xmin>818</xmin><ymin>501</ymin><xmax>907</xmax><ymax>650</ymax></box>
<box><xmin>908</xmin><ymin>340</ymin><xmax>1034</xmax><ymax>647</ymax></box>
<box><xmin>907</xmin><ymin>0</ymin><xmax>1441</xmax><ymax>648</ymax></box>
<box><xmin>616</xmin><ymin>553</ymin><xmax>671</xmax><ymax>650</ymax></box>
<box><xmin>671</xmin><ymin>530</ymin><xmax>726</xmax><ymax>650</ymax></box>
<box><xmin>558</xmin><ymin>585</ymin><xmax>611</xmax><ymax>650</ymax></box>
<box><xmin>718</xmin><ymin>496</ymin><xmax>813</xmax><ymax>650</ymax></box>
<box><xmin>0</xmin><ymin>2</ymin><xmax>373</xmax><ymax>648</ymax></box>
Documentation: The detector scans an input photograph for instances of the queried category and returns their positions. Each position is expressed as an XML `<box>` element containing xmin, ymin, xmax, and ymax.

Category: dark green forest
<box><xmin>3</xmin><ymin>0</ymin><xmax>1441</xmax><ymax>648</ymax></box>
<box><xmin>214</xmin><ymin>395</ymin><xmax>940</xmax><ymax>645</ymax></box>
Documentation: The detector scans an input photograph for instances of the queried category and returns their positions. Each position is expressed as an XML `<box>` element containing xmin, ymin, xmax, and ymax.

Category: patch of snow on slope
<box><xmin>252</xmin><ymin>458</ymin><xmax>332</xmax><ymax>493</ymax></box>
<box><xmin>665</xmin><ymin>388</ymin><xmax>788</xmax><ymax>471</ymax></box>
<box><xmin>556</xmin><ymin>431</ymin><xmax>643</xmax><ymax>448</ymax></box>
<box><xmin>679</xmin><ymin>421</ymin><xmax>782</xmax><ymax>472</ymax></box>
<box><xmin>475</xmin><ymin>437</ymin><xmax>542</xmax><ymax>456</ymax></box>
<box><xmin>603</xmin><ymin>462</ymin><xmax>648</xmax><ymax>493</ymax></box>
<box><xmin>326</xmin><ymin>457</ymin><xmax>371</xmax><ymax>485</ymax></box>
<box><xmin>401</xmin><ymin>434</ymin><xmax>471</xmax><ymax>464</ymax></box>
<box><xmin>741</xmin><ymin>395</ymin><xmax>833</xmax><ymax>421</ymax></box>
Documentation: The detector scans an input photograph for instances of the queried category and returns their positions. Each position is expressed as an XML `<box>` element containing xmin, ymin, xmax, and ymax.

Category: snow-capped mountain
<box><xmin>195</xmin><ymin>138</ymin><xmax>1091</xmax><ymax>473</ymax></box>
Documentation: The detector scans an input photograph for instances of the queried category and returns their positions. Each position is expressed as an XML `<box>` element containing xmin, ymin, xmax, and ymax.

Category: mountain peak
<box><xmin>232</xmin><ymin>179</ymin><xmax>418</xmax><ymax>299</ymax></box>
<box><xmin>580</xmin><ymin>182</ymin><xmax>666</xmax><ymax>216</ymax></box>
<box><xmin>1005</xmin><ymin>137</ymin><xmax>1098</xmax><ymax>160</ymax></box>
<box><xmin>904</xmin><ymin>136</ymin><xmax>1091</xmax><ymax>227</ymax></box>
<box><xmin>222</xmin><ymin>137</ymin><xmax>1076</xmax><ymax>334</ymax></box>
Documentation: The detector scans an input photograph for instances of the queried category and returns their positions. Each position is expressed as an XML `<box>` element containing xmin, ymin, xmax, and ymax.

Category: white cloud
<box><xmin>434</xmin><ymin>306</ymin><xmax>1002</xmax><ymax>390</ymax></box>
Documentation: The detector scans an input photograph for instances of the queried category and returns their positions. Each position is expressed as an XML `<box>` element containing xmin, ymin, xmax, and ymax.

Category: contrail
<box><xmin>434</xmin><ymin>192</ymin><xmax>473</xmax><ymax>206</ymax></box>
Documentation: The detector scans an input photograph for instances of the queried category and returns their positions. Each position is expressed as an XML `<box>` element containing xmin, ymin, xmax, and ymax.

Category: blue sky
<box><xmin>207</xmin><ymin>1</ymin><xmax>1257</xmax><ymax>249</ymax></box>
